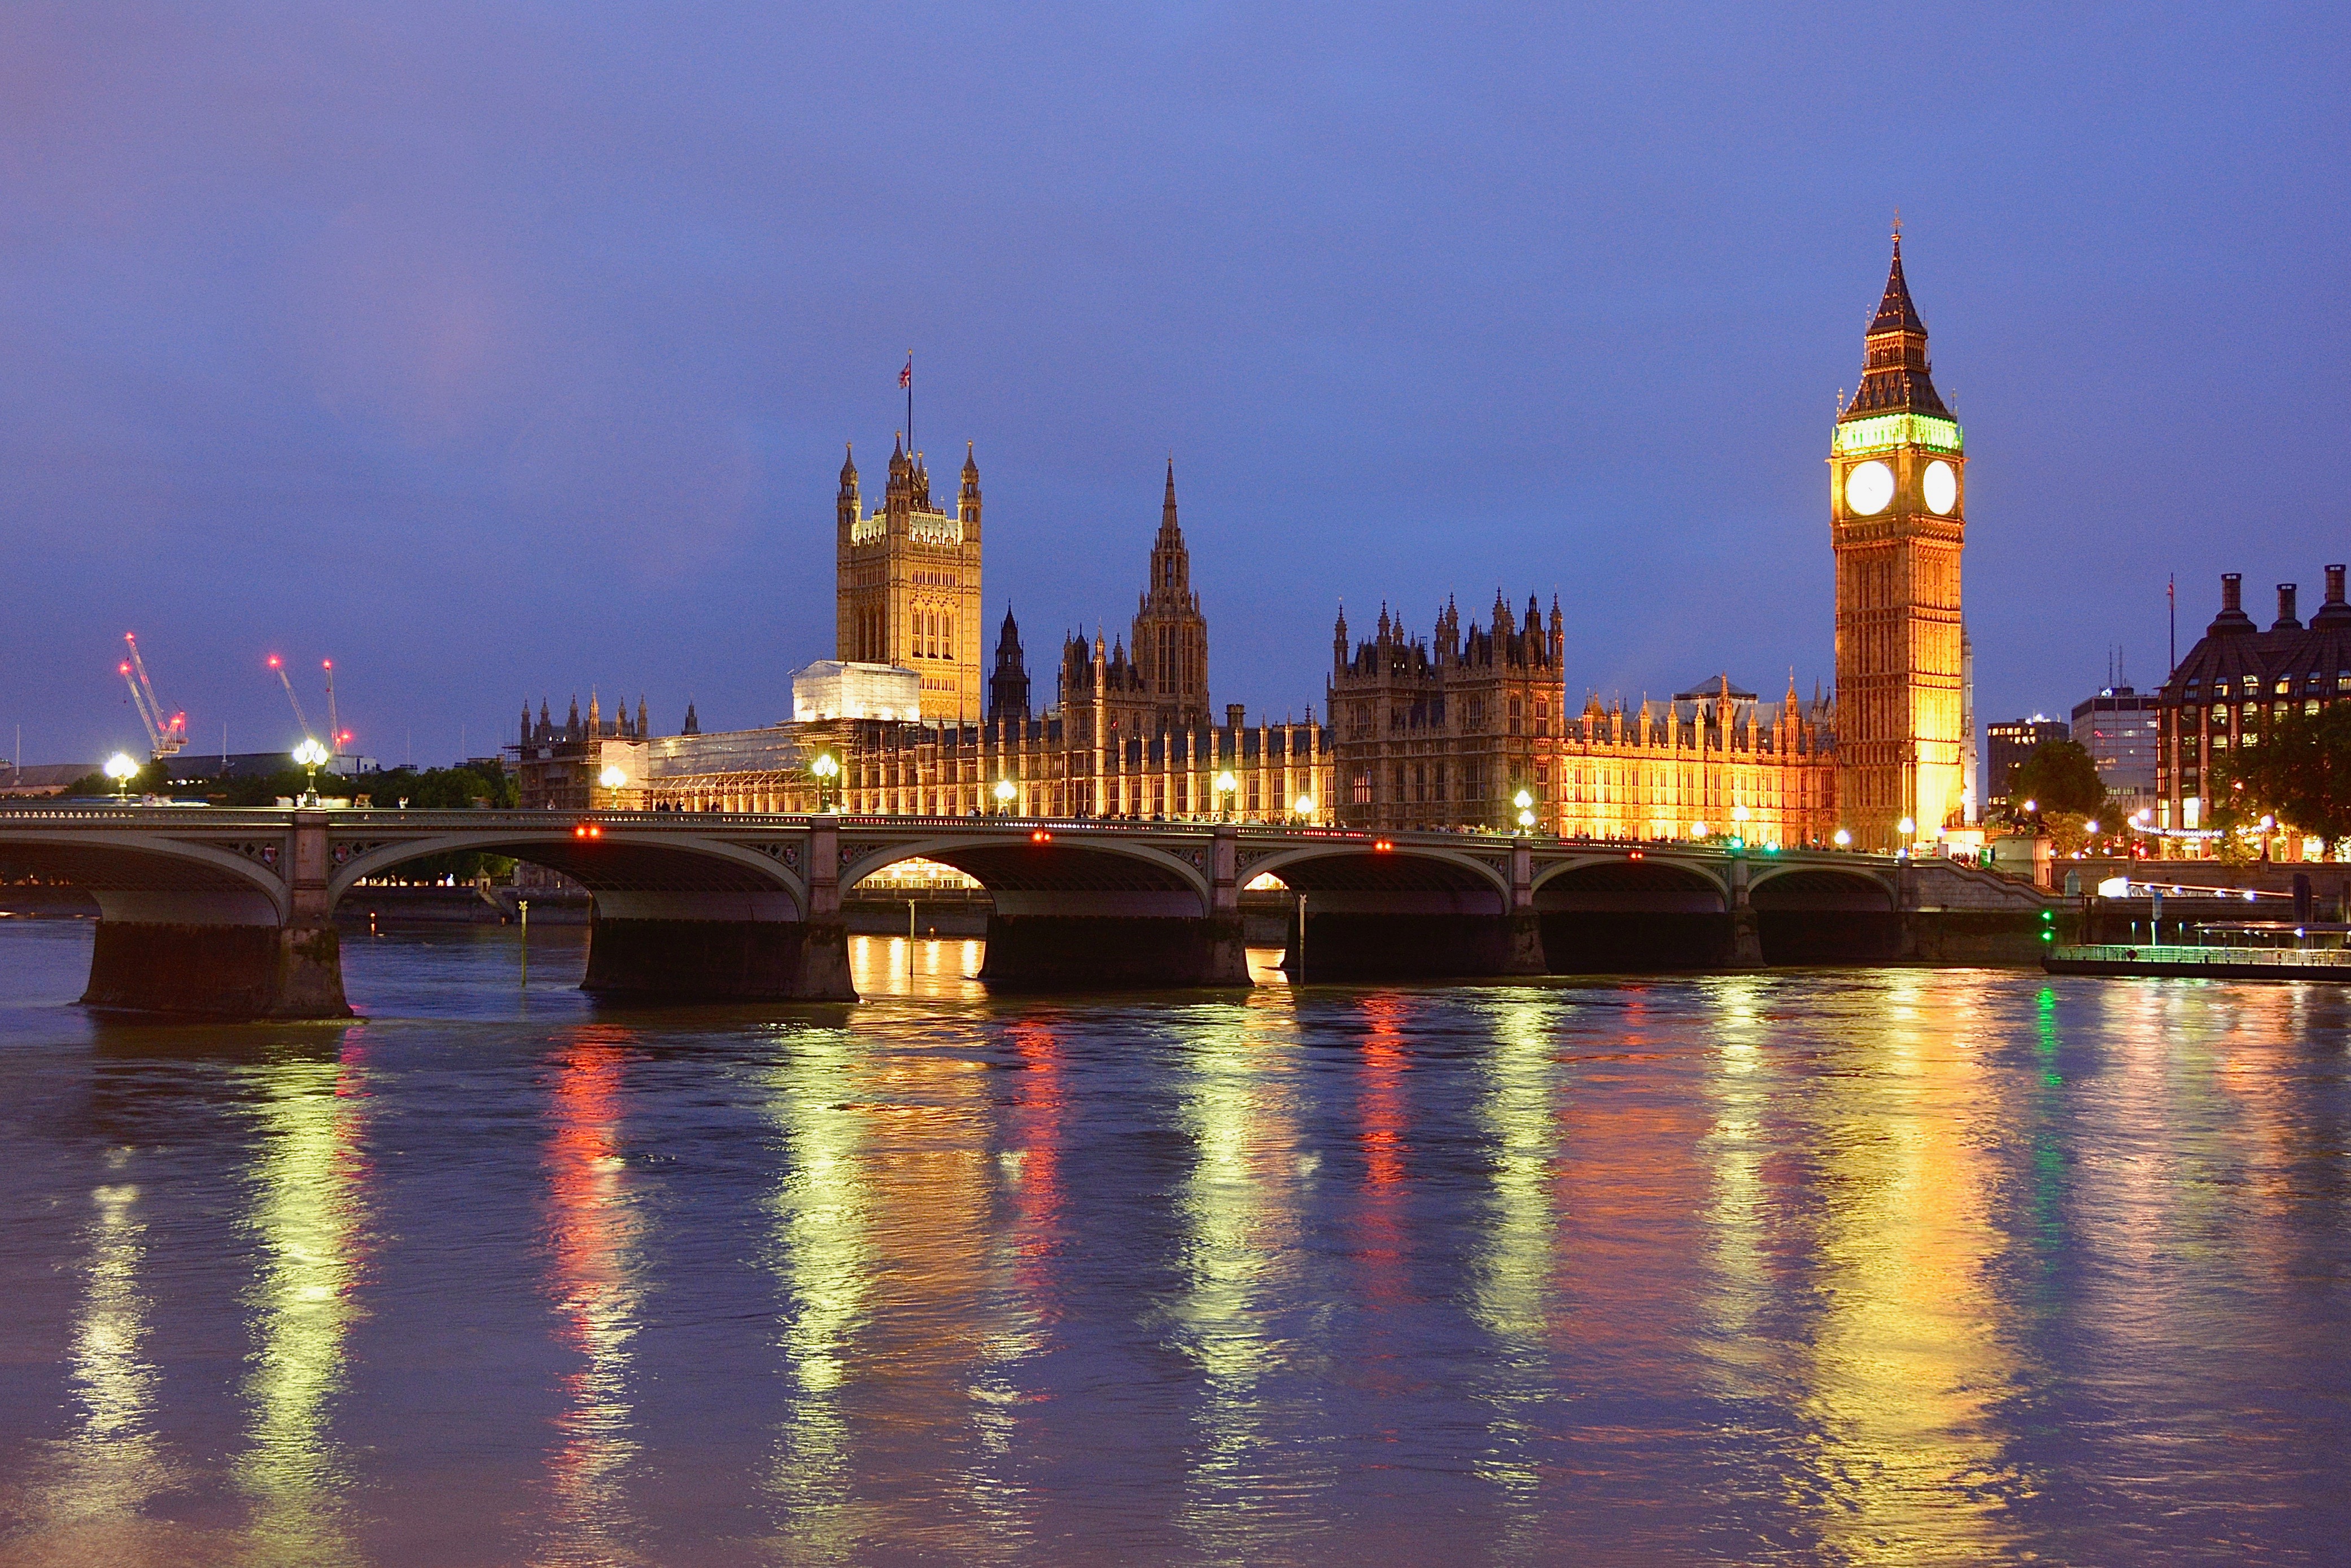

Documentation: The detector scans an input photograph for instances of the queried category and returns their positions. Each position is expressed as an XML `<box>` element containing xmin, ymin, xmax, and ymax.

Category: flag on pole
<box><xmin>899</xmin><ymin>358</ymin><xmax>912</xmax><ymax>388</ymax></box>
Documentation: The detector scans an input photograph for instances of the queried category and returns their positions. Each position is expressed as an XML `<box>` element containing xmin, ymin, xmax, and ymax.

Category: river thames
<box><xmin>0</xmin><ymin>920</ymin><xmax>2345</xmax><ymax>1565</ymax></box>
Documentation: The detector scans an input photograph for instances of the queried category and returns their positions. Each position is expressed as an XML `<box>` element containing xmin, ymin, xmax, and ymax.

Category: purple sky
<box><xmin>3</xmin><ymin>3</ymin><xmax>2345</xmax><ymax>768</ymax></box>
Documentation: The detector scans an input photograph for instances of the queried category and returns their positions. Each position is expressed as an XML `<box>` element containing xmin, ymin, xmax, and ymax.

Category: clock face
<box><xmin>1844</xmin><ymin>459</ymin><xmax>1895</xmax><ymax>516</ymax></box>
<box><xmin>1922</xmin><ymin>459</ymin><xmax>1958</xmax><ymax>515</ymax></box>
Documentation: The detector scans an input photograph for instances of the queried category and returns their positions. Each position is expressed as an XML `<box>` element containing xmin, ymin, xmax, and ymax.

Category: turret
<box><xmin>988</xmin><ymin>605</ymin><xmax>1031</xmax><ymax>723</ymax></box>
<box><xmin>837</xmin><ymin>443</ymin><xmax>860</xmax><ymax>536</ymax></box>
<box><xmin>636</xmin><ymin>696</ymin><xmax>648</xmax><ymax>739</ymax></box>
<box><xmin>519</xmin><ymin>700</ymin><xmax>531</xmax><ymax>746</ymax></box>
<box><xmin>959</xmin><ymin>441</ymin><xmax>982</xmax><ymax>538</ymax></box>
<box><xmin>565</xmin><ymin>696</ymin><xmax>580</xmax><ymax>741</ymax></box>
<box><xmin>1333</xmin><ymin>605</ymin><xmax>1349</xmax><ymax>673</ymax></box>
<box><xmin>682</xmin><ymin>700</ymin><xmax>700</xmax><ymax>736</ymax></box>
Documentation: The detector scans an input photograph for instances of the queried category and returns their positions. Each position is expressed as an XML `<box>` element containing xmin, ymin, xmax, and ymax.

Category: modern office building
<box><xmin>1983</xmin><ymin>718</ymin><xmax>2068</xmax><ymax>809</ymax></box>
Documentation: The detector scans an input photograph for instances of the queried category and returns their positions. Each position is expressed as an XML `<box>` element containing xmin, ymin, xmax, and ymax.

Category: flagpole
<box><xmin>905</xmin><ymin>351</ymin><xmax>914</xmax><ymax>459</ymax></box>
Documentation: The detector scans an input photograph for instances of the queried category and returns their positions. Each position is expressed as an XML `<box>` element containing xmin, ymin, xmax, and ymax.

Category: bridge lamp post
<box><xmin>1730</xmin><ymin>803</ymin><xmax>1750</xmax><ymax>848</ymax></box>
<box><xmin>104</xmin><ymin>752</ymin><xmax>138</xmax><ymax>801</ymax></box>
<box><xmin>1832</xmin><ymin>827</ymin><xmax>1852</xmax><ymax>849</ymax></box>
<box><xmin>1896</xmin><ymin>815</ymin><xmax>1916</xmax><ymax>861</ymax></box>
<box><xmin>1215</xmin><ymin>770</ymin><xmax>1238</xmax><ymax>822</ymax></box>
<box><xmin>1692</xmin><ymin>820</ymin><xmax>1709</xmax><ymax>842</ymax></box>
<box><xmin>292</xmin><ymin>738</ymin><xmax>330</xmax><ymax>807</ymax></box>
<box><xmin>598</xmin><ymin>765</ymin><xmax>627</xmax><ymax>811</ymax></box>
<box><xmin>1293</xmin><ymin>792</ymin><xmax>1316</xmax><ymax>825</ymax></box>
<box><xmin>810</xmin><ymin>752</ymin><xmax>840</xmax><ymax>813</ymax></box>
<box><xmin>994</xmin><ymin>777</ymin><xmax>1016</xmax><ymax>817</ymax></box>
<box><xmin>1513</xmin><ymin>787</ymin><xmax>1535</xmax><ymax>834</ymax></box>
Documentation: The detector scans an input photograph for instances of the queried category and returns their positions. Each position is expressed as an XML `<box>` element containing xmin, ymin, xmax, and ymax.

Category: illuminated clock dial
<box><xmin>1922</xmin><ymin>459</ymin><xmax>1958</xmax><ymax>515</ymax></box>
<box><xmin>1844</xmin><ymin>459</ymin><xmax>1895</xmax><ymax>516</ymax></box>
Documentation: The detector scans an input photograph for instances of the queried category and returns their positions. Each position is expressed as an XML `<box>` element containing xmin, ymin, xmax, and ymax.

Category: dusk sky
<box><xmin>3</xmin><ymin>3</ymin><xmax>2345</xmax><ymax>768</ymax></box>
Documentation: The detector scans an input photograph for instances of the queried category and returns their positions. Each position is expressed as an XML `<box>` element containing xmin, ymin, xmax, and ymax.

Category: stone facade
<box><xmin>835</xmin><ymin>437</ymin><xmax>985</xmax><ymax>723</ymax></box>
<box><xmin>1830</xmin><ymin>232</ymin><xmax>1968</xmax><ymax>850</ymax></box>
<box><xmin>1326</xmin><ymin>594</ymin><xmax>1563</xmax><ymax>832</ymax></box>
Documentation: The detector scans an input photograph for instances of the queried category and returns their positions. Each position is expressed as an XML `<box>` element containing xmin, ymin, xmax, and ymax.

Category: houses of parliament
<box><xmin>519</xmin><ymin>233</ymin><xmax>1970</xmax><ymax>856</ymax></box>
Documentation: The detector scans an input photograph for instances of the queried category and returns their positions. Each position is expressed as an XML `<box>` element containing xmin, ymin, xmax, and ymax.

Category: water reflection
<box><xmin>1469</xmin><ymin>991</ymin><xmax>1559</xmax><ymax>1552</ymax></box>
<box><xmin>1172</xmin><ymin>993</ymin><xmax>1326</xmax><ymax>1562</ymax></box>
<box><xmin>760</xmin><ymin>1027</ymin><xmax>868</xmax><ymax>1556</ymax></box>
<box><xmin>31</xmin><ymin>1159</ymin><xmax>175</xmax><ymax>1551</ymax></box>
<box><xmin>1794</xmin><ymin>970</ymin><xmax>2027</xmax><ymax>1562</ymax></box>
<box><xmin>535</xmin><ymin>1029</ymin><xmax>648</xmax><ymax>1565</ymax></box>
<box><xmin>756</xmin><ymin>1011</ymin><xmax>1012</xmax><ymax>1557</ymax></box>
<box><xmin>233</xmin><ymin>1033</ymin><xmax>373</xmax><ymax>1566</ymax></box>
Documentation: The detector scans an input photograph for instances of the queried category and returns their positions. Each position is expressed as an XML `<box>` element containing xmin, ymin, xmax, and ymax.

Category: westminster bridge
<box><xmin>0</xmin><ymin>807</ymin><xmax>2053</xmax><ymax>1017</ymax></box>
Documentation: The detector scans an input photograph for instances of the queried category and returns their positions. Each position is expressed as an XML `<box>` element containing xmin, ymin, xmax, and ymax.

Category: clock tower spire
<box><xmin>1831</xmin><ymin>226</ymin><xmax>1967</xmax><ymax>852</ymax></box>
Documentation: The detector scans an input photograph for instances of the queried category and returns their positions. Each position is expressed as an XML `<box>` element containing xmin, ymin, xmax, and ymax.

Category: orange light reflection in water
<box><xmin>537</xmin><ymin>1031</ymin><xmax>645</xmax><ymax>1564</ymax></box>
<box><xmin>1354</xmin><ymin>995</ymin><xmax>1410</xmax><ymax>1311</ymax></box>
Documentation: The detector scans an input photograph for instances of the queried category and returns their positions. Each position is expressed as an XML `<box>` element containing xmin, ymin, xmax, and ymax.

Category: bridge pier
<box><xmin>579</xmin><ymin>820</ymin><xmax>855</xmax><ymax>1003</ymax></box>
<box><xmin>1728</xmin><ymin>855</ymin><xmax>1766</xmax><ymax>968</ymax></box>
<box><xmin>81</xmin><ymin>811</ymin><xmax>351</xmax><ymax>1019</ymax></box>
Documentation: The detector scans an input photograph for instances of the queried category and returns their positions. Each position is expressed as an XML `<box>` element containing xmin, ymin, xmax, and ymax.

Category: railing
<box><xmin>2052</xmin><ymin>944</ymin><xmax>2351</xmax><ymax>970</ymax></box>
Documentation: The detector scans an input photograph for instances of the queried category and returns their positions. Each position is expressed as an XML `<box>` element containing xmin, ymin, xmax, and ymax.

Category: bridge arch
<box><xmin>1238</xmin><ymin>843</ymin><xmax>1510</xmax><ymax>913</ymax></box>
<box><xmin>0</xmin><ymin>827</ymin><xmax>292</xmax><ymax>923</ymax></box>
<box><xmin>840</xmin><ymin>833</ymin><xmax>1213</xmax><ymax>917</ymax></box>
<box><xmin>1746</xmin><ymin>864</ymin><xmax>1895</xmax><ymax>911</ymax></box>
<box><xmin>1531</xmin><ymin>855</ymin><xmax>1730</xmax><ymax>912</ymax></box>
<box><xmin>328</xmin><ymin>829</ymin><xmax>809</xmax><ymax>919</ymax></box>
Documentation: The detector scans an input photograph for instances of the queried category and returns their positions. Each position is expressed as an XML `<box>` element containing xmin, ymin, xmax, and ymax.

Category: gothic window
<box><xmin>1393</xmin><ymin>764</ymin><xmax>1406</xmax><ymax>800</ymax></box>
<box><xmin>1509</xmin><ymin>695</ymin><xmax>1523</xmax><ymax>735</ymax></box>
<box><xmin>1433</xmin><ymin>764</ymin><xmax>1447</xmax><ymax>803</ymax></box>
<box><xmin>1351</xmin><ymin>769</ymin><xmax>1373</xmax><ymax>805</ymax></box>
<box><xmin>1467</xmin><ymin>695</ymin><xmax>1487</xmax><ymax>731</ymax></box>
<box><xmin>1413</xmin><ymin>764</ymin><xmax>1426</xmax><ymax>801</ymax></box>
<box><xmin>946</xmin><ymin>615</ymin><xmax>954</xmax><ymax>660</ymax></box>
<box><xmin>1535</xmin><ymin>699</ymin><xmax>1550</xmax><ymax>737</ymax></box>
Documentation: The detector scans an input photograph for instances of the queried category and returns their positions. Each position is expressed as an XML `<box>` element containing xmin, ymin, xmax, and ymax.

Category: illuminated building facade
<box><xmin>1555</xmin><ymin>677</ymin><xmax>1837</xmax><ymax>847</ymax></box>
<box><xmin>2155</xmin><ymin>568</ymin><xmax>2351</xmax><ymax>852</ymax></box>
<box><xmin>1831</xmin><ymin>233</ymin><xmax>1968</xmax><ymax>850</ymax></box>
<box><xmin>1326</xmin><ymin>601</ymin><xmax>1836</xmax><ymax>843</ymax></box>
<box><xmin>836</xmin><ymin>437</ymin><xmax>985</xmax><ymax>723</ymax></box>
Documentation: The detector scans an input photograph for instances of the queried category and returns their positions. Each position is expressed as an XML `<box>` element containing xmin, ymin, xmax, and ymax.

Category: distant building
<box><xmin>2070</xmin><ymin>685</ymin><xmax>2159</xmax><ymax>812</ymax></box>
<box><xmin>0</xmin><ymin>762</ymin><xmax>98</xmax><ymax>799</ymax></box>
<box><xmin>1983</xmin><ymin>718</ymin><xmax>2067</xmax><ymax>809</ymax></box>
<box><xmin>2156</xmin><ymin>567</ymin><xmax>2351</xmax><ymax>854</ymax></box>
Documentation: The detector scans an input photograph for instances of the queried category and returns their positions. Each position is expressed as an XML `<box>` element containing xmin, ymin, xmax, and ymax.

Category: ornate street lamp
<box><xmin>103</xmin><ymin>752</ymin><xmax>137</xmax><ymax>801</ymax></box>
<box><xmin>598</xmin><ymin>764</ymin><xmax>627</xmax><ymax>810</ymax></box>
<box><xmin>1514</xmin><ymin>787</ymin><xmax>1535</xmax><ymax>834</ymax></box>
<box><xmin>1731</xmin><ymin>802</ymin><xmax>1750</xmax><ymax>848</ymax></box>
<box><xmin>292</xmin><ymin>738</ymin><xmax>329</xmax><ymax>807</ymax></box>
<box><xmin>810</xmin><ymin>752</ymin><xmax>840</xmax><ymax>813</ymax></box>
<box><xmin>994</xmin><ymin>777</ymin><xmax>1016</xmax><ymax>816</ymax></box>
<box><xmin>1293</xmin><ymin>792</ymin><xmax>1316</xmax><ymax>825</ymax></box>
<box><xmin>1832</xmin><ymin>827</ymin><xmax>1852</xmax><ymax>848</ymax></box>
<box><xmin>1215</xmin><ymin>769</ymin><xmax>1238</xmax><ymax>822</ymax></box>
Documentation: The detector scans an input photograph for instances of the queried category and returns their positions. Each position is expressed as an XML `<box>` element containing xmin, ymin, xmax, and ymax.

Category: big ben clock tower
<box><xmin>1832</xmin><ymin>227</ymin><xmax>1967</xmax><ymax>853</ymax></box>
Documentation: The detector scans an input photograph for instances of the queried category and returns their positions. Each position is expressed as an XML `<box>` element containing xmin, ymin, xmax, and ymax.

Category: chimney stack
<box><xmin>2275</xmin><ymin>582</ymin><xmax>2301</xmax><ymax>631</ymax></box>
<box><xmin>1226</xmin><ymin>703</ymin><xmax>1246</xmax><ymax>731</ymax></box>
<box><xmin>2222</xmin><ymin>572</ymin><xmax>2242</xmax><ymax>614</ymax></box>
<box><xmin>2329</xmin><ymin>564</ymin><xmax>2346</xmax><ymax>605</ymax></box>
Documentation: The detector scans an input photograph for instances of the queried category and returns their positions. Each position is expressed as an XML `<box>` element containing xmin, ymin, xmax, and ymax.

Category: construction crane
<box><xmin>118</xmin><ymin>633</ymin><xmax>187</xmax><ymax>759</ymax></box>
<box><xmin>323</xmin><ymin>658</ymin><xmax>346</xmax><ymax>761</ymax></box>
<box><xmin>266</xmin><ymin>654</ymin><xmax>316</xmax><ymax>743</ymax></box>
